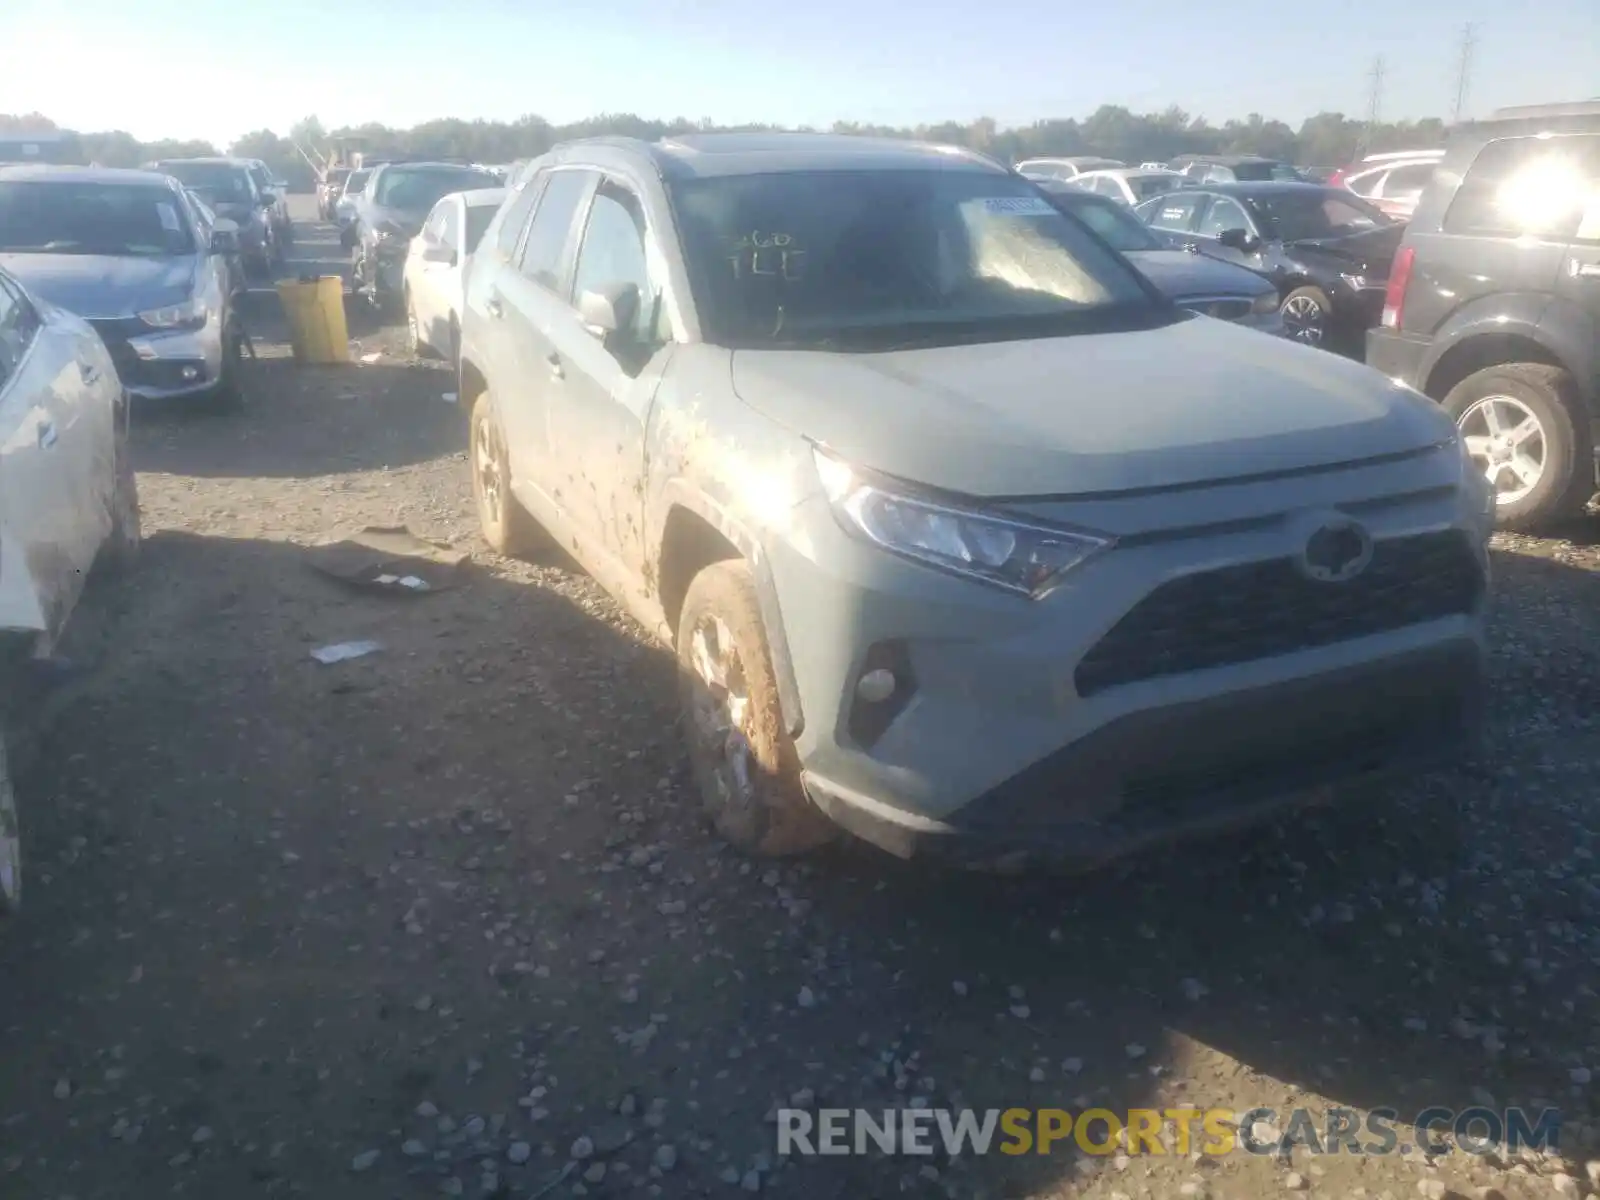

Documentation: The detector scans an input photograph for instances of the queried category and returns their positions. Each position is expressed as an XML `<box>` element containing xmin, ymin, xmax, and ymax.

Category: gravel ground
<box><xmin>1</xmin><ymin>198</ymin><xmax>1598</xmax><ymax>1200</ymax></box>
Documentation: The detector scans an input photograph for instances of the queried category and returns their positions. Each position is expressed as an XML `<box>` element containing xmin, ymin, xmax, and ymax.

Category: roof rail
<box><xmin>1486</xmin><ymin>100</ymin><xmax>1600</xmax><ymax>121</ymax></box>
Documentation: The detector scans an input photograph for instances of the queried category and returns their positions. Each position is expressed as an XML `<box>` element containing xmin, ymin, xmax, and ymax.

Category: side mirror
<box><xmin>1217</xmin><ymin>227</ymin><xmax>1258</xmax><ymax>252</ymax></box>
<box><xmin>422</xmin><ymin>243</ymin><xmax>458</xmax><ymax>266</ymax></box>
<box><xmin>577</xmin><ymin>281</ymin><xmax>641</xmax><ymax>339</ymax></box>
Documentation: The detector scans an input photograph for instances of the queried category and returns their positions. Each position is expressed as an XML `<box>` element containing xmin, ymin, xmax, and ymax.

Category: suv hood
<box><xmin>0</xmin><ymin>253</ymin><xmax>194</xmax><ymax>318</ymax></box>
<box><xmin>1124</xmin><ymin>249</ymin><xmax>1271</xmax><ymax>300</ymax></box>
<box><xmin>729</xmin><ymin>317</ymin><xmax>1453</xmax><ymax>498</ymax></box>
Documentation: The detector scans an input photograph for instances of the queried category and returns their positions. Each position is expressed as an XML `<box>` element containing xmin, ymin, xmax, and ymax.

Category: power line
<box><xmin>1452</xmin><ymin>24</ymin><xmax>1477</xmax><ymax>125</ymax></box>
<box><xmin>1360</xmin><ymin>56</ymin><xmax>1386</xmax><ymax>154</ymax></box>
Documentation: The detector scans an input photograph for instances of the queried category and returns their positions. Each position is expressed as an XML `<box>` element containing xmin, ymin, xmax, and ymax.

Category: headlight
<box><xmin>1340</xmin><ymin>272</ymin><xmax>1369</xmax><ymax>290</ymax></box>
<box><xmin>813</xmin><ymin>447</ymin><xmax>1112</xmax><ymax>599</ymax></box>
<box><xmin>1251</xmin><ymin>291</ymin><xmax>1279</xmax><ymax>316</ymax></box>
<box><xmin>137</xmin><ymin>296</ymin><xmax>208</xmax><ymax>331</ymax></box>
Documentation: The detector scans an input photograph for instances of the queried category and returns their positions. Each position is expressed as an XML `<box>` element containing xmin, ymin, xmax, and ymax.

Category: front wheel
<box><xmin>1444</xmin><ymin>363</ymin><xmax>1593</xmax><ymax>529</ymax></box>
<box><xmin>469</xmin><ymin>390</ymin><xmax>542</xmax><ymax>557</ymax></box>
<box><xmin>1280</xmin><ymin>285</ymin><xmax>1331</xmax><ymax>346</ymax></box>
<box><xmin>676</xmin><ymin>560</ymin><xmax>838</xmax><ymax>857</ymax></box>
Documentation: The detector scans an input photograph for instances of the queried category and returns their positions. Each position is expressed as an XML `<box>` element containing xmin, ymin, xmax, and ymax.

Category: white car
<box><xmin>402</xmin><ymin>187</ymin><xmax>505</xmax><ymax>362</ymax></box>
<box><xmin>1014</xmin><ymin>155</ymin><xmax>1126</xmax><ymax>182</ymax></box>
<box><xmin>0</xmin><ymin>266</ymin><xmax>140</xmax><ymax>916</ymax></box>
<box><xmin>1335</xmin><ymin>149</ymin><xmax>1443</xmax><ymax>220</ymax></box>
<box><xmin>1070</xmin><ymin>167</ymin><xmax>1184</xmax><ymax>206</ymax></box>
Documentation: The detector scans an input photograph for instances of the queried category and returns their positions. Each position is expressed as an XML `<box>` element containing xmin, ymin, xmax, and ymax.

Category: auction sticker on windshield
<box><xmin>979</xmin><ymin>197</ymin><xmax>1056</xmax><ymax>216</ymax></box>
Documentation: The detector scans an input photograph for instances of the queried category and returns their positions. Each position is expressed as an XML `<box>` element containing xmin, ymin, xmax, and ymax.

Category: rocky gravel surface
<box><xmin>1</xmin><ymin>205</ymin><xmax>1597</xmax><ymax>1200</ymax></box>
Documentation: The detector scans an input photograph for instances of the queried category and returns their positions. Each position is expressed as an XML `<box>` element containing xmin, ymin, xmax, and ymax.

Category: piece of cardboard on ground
<box><xmin>303</xmin><ymin>525</ymin><xmax>470</xmax><ymax>596</ymax></box>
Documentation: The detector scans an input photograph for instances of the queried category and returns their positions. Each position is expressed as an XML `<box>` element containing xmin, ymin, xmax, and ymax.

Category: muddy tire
<box><xmin>1443</xmin><ymin>363</ymin><xmax>1593</xmax><ymax>530</ymax></box>
<box><xmin>98</xmin><ymin>401</ymin><xmax>142</xmax><ymax>575</ymax></box>
<box><xmin>0</xmin><ymin>733</ymin><xmax>19</xmax><ymax>917</ymax></box>
<box><xmin>468</xmin><ymin>390</ymin><xmax>541</xmax><ymax>557</ymax></box>
<box><xmin>676</xmin><ymin>560</ymin><xmax>838</xmax><ymax>857</ymax></box>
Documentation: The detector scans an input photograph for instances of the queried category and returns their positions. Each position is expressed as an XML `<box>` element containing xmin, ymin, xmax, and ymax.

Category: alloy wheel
<box><xmin>685</xmin><ymin>614</ymin><xmax>761</xmax><ymax>842</ymax></box>
<box><xmin>1458</xmin><ymin>394</ymin><xmax>1547</xmax><ymax>506</ymax></box>
<box><xmin>473</xmin><ymin>409</ymin><xmax>505</xmax><ymax>529</ymax></box>
<box><xmin>1281</xmin><ymin>294</ymin><xmax>1326</xmax><ymax>344</ymax></box>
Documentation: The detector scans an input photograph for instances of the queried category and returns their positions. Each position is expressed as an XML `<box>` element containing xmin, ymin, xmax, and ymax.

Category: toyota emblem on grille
<box><xmin>1298</xmin><ymin>518</ymin><xmax>1373</xmax><ymax>583</ymax></box>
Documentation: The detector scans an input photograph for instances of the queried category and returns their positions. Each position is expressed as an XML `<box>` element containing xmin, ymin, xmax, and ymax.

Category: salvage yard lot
<box><xmin>1</xmin><ymin>198</ymin><xmax>1598</xmax><ymax>1200</ymax></box>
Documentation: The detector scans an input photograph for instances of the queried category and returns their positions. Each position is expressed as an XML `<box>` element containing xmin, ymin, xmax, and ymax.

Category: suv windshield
<box><xmin>0</xmin><ymin>181</ymin><xmax>196</xmax><ymax>256</ymax></box>
<box><xmin>1050</xmin><ymin>193</ymin><xmax>1163</xmax><ymax>252</ymax></box>
<box><xmin>671</xmin><ymin>169</ymin><xmax>1159</xmax><ymax>349</ymax></box>
<box><xmin>1249</xmin><ymin>189</ymin><xmax>1388</xmax><ymax>241</ymax></box>
<box><xmin>373</xmin><ymin>167</ymin><xmax>500</xmax><ymax>212</ymax></box>
<box><xmin>156</xmin><ymin>162</ymin><xmax>252</xmax><ymax>204</ymax></box>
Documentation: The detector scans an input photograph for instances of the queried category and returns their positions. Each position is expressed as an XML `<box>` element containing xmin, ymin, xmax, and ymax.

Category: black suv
<box><xmin>1367</xmin><ymin>101</ymin><xmax>1600</xmax><ymax>528</ymax></box>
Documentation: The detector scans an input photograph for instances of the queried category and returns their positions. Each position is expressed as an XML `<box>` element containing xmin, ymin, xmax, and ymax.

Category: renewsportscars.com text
<box><xmin>776</xmin><ymin>1106</ymin><xmax>1561</xmax><ymax>1158</ymax></box>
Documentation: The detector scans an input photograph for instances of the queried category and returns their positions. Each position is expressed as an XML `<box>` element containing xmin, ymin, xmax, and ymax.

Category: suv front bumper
<box><xmin>767</xmin><ymin>454</ymin><xmax>1489</xmax><ymax>867</ymax></box>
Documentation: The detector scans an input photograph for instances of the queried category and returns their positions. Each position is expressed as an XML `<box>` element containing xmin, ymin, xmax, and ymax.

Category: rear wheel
<box><xmin>677</xmin><ymin>561</ymin><xmax>838</xmax><ymax>857</ymax></box>
<box><xmin>1444</xmin><ymin>363</ymin><xmax>1593</xmax><ymax>529</ymax></box>
<box><xmin>405</xmin><ymin>289</ymin><xmax>434</xmax><ymax>358</ymax></box>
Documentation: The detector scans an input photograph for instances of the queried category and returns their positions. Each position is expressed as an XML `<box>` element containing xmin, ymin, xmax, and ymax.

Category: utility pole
<box><xmin>1360</xmin><ymin>56</ymin><xmax>1386</xmax><ymax>156</ymax></box>
<box><xmin>1451</xmin><ymin>23</ymin><xmax>1477</xmax><ymax>125</ymax></box>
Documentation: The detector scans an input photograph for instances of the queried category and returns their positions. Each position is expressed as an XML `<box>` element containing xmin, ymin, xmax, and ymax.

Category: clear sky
<box><xmin>2</xmin><ymin>0</ymin><xmax>1594</xmax><ymax>148</ymax></box>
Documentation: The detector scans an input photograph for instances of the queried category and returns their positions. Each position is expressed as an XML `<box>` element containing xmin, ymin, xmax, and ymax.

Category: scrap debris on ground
<box><xmin>1</xmin><ymin>201</ymin><xmax>1598</xmax><ymax>1200</ymax></box>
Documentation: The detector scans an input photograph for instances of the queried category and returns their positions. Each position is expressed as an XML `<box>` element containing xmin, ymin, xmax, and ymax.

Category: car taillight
<box><xmin>1328</xmin><ymin>167</ymin><xmax>1346</xmax><ymax>187</ymax></box>
<box><xmin>1381</xmin><ymin>246</ymin><xmax>1415</xmax><ymax>331</ymax></box>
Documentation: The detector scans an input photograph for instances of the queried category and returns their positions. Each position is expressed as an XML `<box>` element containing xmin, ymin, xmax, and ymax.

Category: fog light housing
<box><xmin>181</xmin><ymin>365</ymin><xmax>200</xmax><ymax>381</ymax></box>
<box><xmin>847</xmin><ymin>641</ymin><xmax>916</xmax><ymax>748</ymax></box>
<box><xmin>856</xmin><ymin>668</ymin><xmax>897</xmax><ymax>703</ymax></box>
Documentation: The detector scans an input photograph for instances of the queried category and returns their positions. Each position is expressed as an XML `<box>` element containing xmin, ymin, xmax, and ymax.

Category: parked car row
<box><xmin>142</xmin><ymin>155</ymin><xmax>289</xmax><ymax>278</ymax></box>
<box><xmin>339</xmin><ymin>160</ymin><xmax>502</xmax><ymax>313</ymax></box>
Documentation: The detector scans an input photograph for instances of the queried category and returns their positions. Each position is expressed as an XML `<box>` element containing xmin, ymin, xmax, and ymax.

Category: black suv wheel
<box><xmin>1443</xmin><ymin>363</ymin><xmax>1594</xmax><ymax>528</ymax></box>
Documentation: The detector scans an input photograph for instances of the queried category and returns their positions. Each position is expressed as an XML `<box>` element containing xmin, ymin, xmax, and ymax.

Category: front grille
<box><xmin>1074</xmin><ymin>529</ymin><xmax>1482</xmax><ymax>696</ymax></box>
<box><xmin>1182</xmin><ymin>297</ymin><xmax>1252</xmax><ymax>321</ymax></box>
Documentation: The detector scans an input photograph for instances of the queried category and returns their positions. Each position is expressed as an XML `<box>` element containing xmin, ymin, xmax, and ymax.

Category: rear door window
<box><xmin>516</xmin><ymin>169</ymin><xmax>597</xmax><ymax>292</ymax></box>
<box><xmin>493</xmin><ymin>173</ymin><xmax>544</xmax><ymax>259</ymax></box>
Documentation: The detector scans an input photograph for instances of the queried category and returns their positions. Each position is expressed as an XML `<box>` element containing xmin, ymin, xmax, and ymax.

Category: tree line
<box><xmin>3</xmin><ymin>106</ymin><xmax>1449</xmax><ymax>191</ymax></box>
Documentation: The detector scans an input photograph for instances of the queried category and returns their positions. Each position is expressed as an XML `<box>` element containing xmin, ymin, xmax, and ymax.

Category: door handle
<box><xmin>545</xmin><ymin>351</ymin><xmax>564</xmax><ymax>379</ymax></box>
<box><xmin>37</xmin><ymin>420</ymin><xmax>57</xmax><ymax>450</ymax></box>
<box><xmin>1570</xmin><ymin>261</ymin><xmax>1600</xmax><ymax>280</ymax></box>
<box><xmin>484</xmin><ymin>296</ymin><xmax>504</xmax><ymax>319</ymax></box>
<box><xmin>79</xmin><ymin>360</ymin><xmax>100</xmax><ymax>386</ymax></box>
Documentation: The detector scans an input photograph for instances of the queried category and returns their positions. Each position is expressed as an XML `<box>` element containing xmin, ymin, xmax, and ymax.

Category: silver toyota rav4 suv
<box><xmin>461</xmin><ymin>133</ymin><xmax>1494</xmax><ymax>866</ymax></box>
